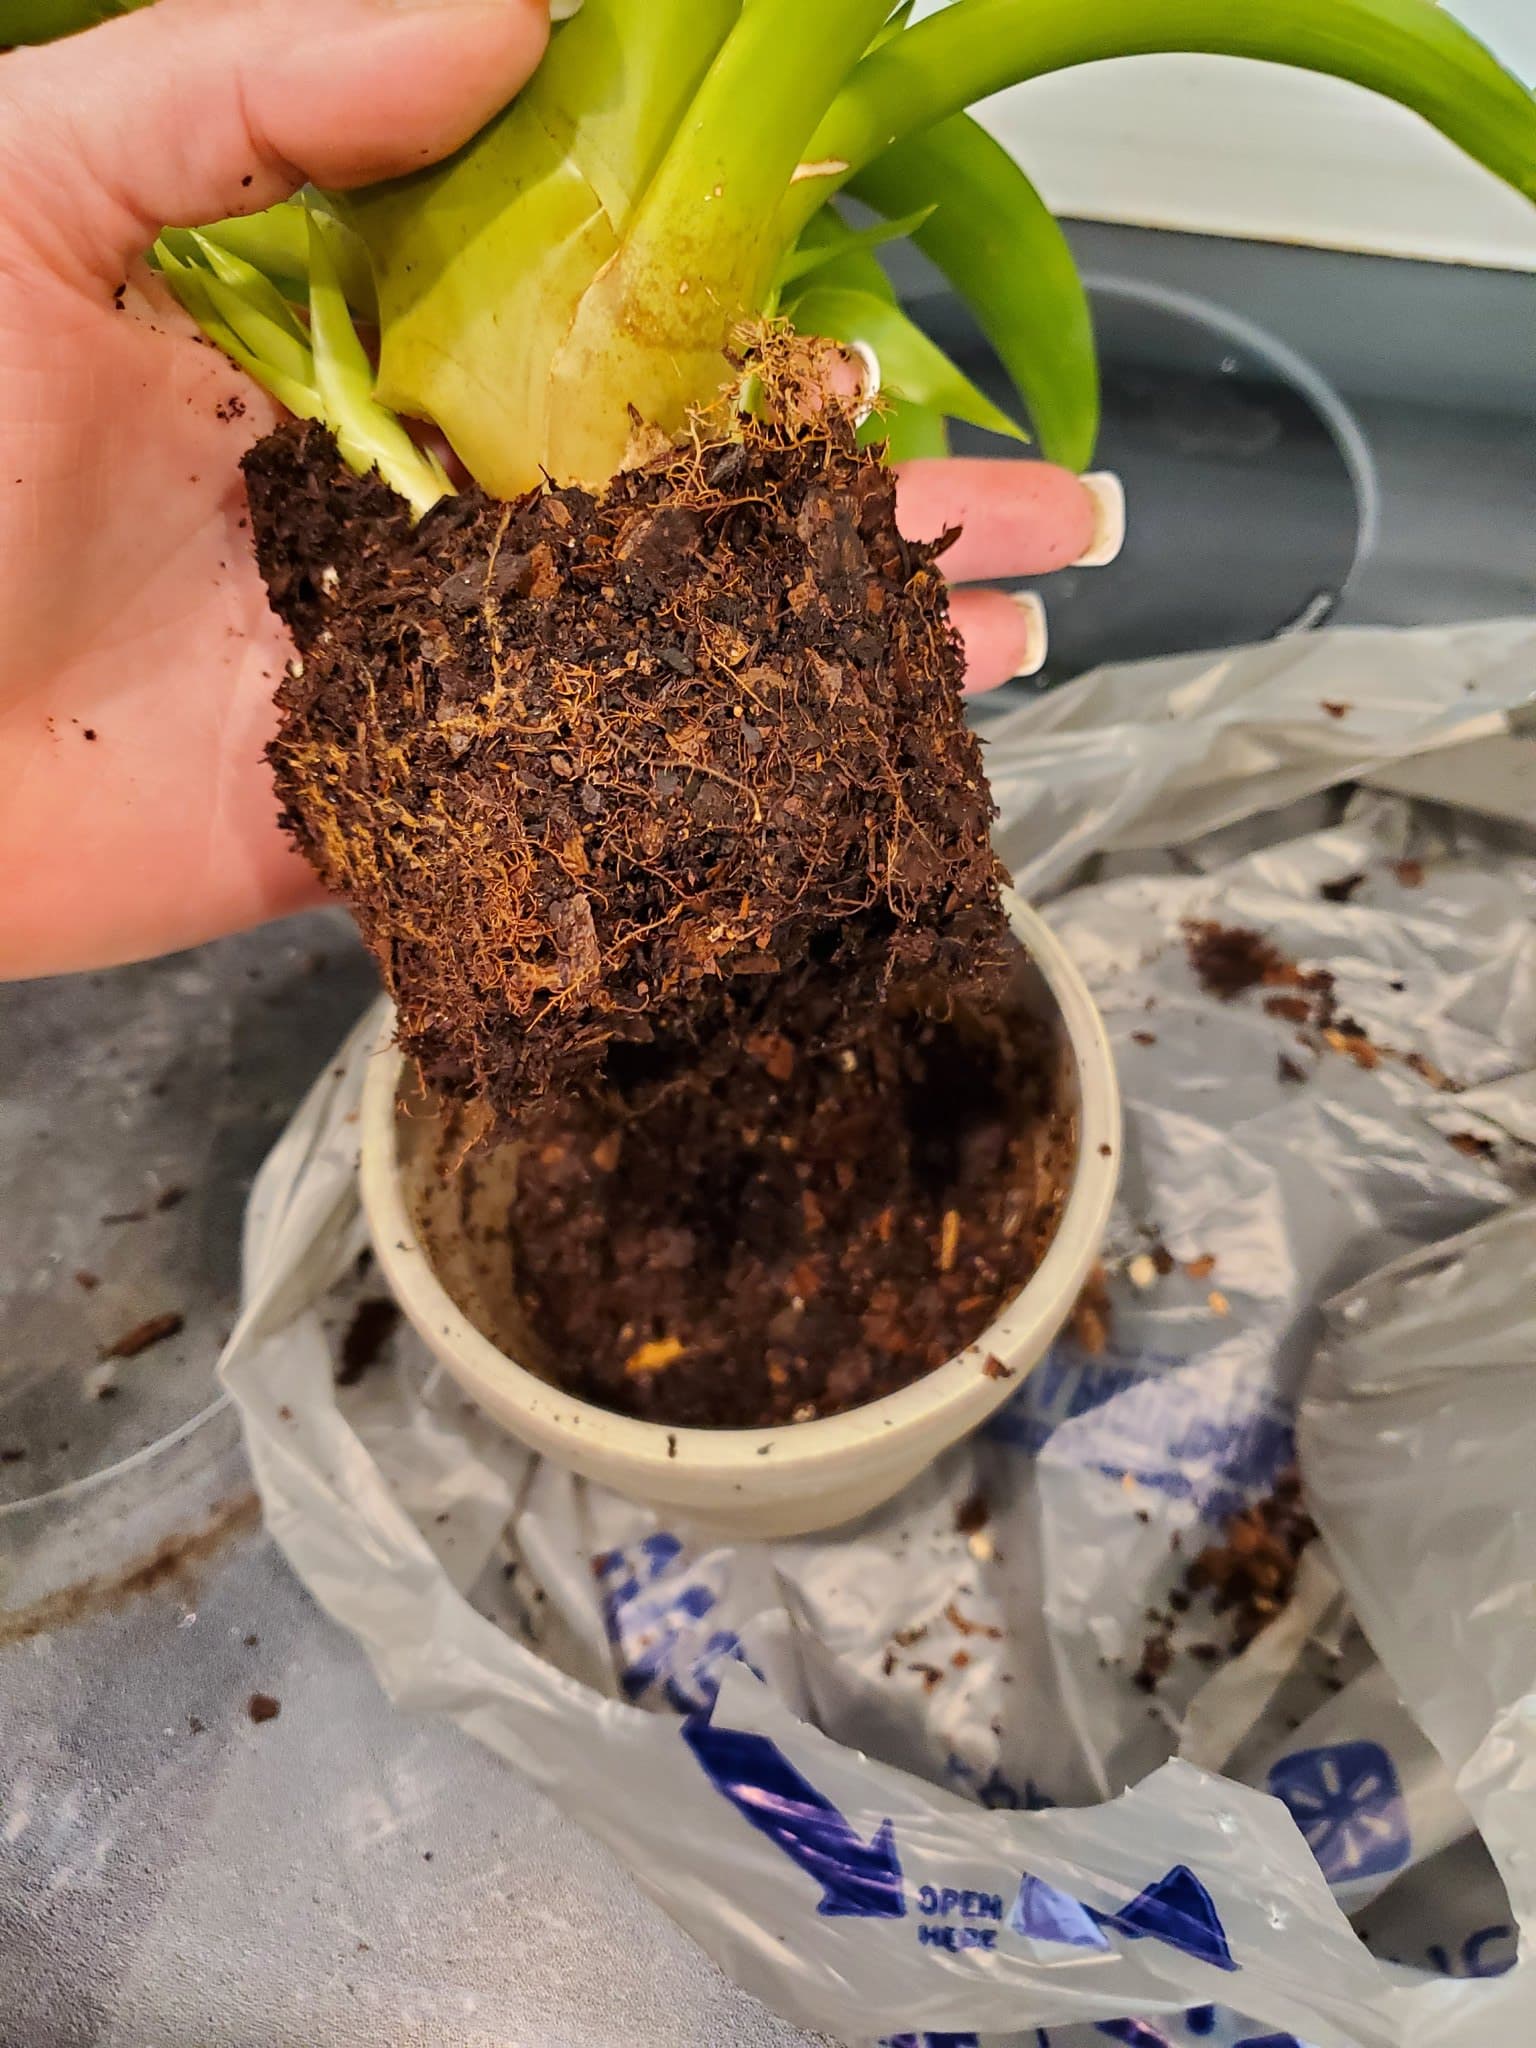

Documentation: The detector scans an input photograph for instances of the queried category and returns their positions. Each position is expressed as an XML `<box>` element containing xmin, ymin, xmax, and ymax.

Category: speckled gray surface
<box><xmin>0</xmin><ymin>911</ymin><xmax>821</xmax><ymax>2048</ymax></box>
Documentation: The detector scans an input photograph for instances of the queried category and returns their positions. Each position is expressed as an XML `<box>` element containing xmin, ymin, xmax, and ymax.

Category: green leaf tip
<box><xmin>152</xmin><ymin>214</ymin><xmax>449</xmax><ymax>523</ymax></box>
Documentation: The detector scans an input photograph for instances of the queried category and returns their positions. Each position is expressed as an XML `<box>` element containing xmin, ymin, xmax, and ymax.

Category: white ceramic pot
<box><xmin>359</xmin><ymin>890</ymin><xmax>1119</xmax><ymax>1540</ymax></box>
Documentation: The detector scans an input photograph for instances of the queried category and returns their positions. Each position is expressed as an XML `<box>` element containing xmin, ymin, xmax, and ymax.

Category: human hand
<box><xmin>0</xmin><ymin>0</ymin><xmax>552</xmax><ymax>979</ymax></box>
<box><xmin>0</xmin><ymin>0</ymin><xmax>1119</xmax><ymax>982</ymax></box>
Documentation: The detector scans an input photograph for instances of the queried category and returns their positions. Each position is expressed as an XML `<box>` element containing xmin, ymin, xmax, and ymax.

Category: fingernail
<box><xmin>1075</xmin><ymin>471</ymin><xmax>1125</xmax><ymax>568</ymax></box>
<box><xmin>1010</xmin><ymin>590</ymin><xmax>1049</xmax><ymax>678</ymax></box>
<box><xmin>849</xmin><ymin>340</ymin><xmax>880</xmax><ymax>426</ymax></box>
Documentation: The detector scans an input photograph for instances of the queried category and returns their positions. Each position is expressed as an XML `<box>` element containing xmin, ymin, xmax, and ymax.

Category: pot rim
<box><xmin>359</xmin><ymin>888</ymin><xmax>1120</xmax><ymax>1476</ymax></box>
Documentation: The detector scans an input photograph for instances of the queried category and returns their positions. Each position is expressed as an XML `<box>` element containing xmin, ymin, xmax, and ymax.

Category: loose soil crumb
<box><xmin>955</xmin><ymin>1492</ymin><xmax>990</xmax><ymax>1534</ymax></box>
<box><xmin>1448</xmin><ymin>1131</ymin><xmax>1495</xmax><ymax>1158</ymax></box>
<box><xmin>247</xmin><ymin>1692</ymin><xmax>281</xmax><ymax>1724</ymax></box>
<box><xmin>1133</xmin><ymin>1632</ymin><xmax>1174</xmax><ymax>1693</ymax></box>
<box><xmin>100</xmin><ymin>1311</ymin><xmax>184</xmax><ymax>1360</ymax></box>
<box><xmin>74</xmin><ymin>1270</ymin><xmax>99</xmax><ymax>1290</ymax></box>
<box><xmin>1184</xmin><ymin>921</ymin><xmax>1333</xmax><ymax>1007</ymax></box>
<box><xmin>1278</xmin><ymin>1053</ymin><xmax>1307</xmax><ymax>1085</ymax></box>
<box><xmin>1134</xmin><ymin>1468</ymin><xmax>1318</xmax><ymax>1693</ymax></box>
<box><xmin>502</xmin><ymin>989</ymin><xmax>1071</xmax><ymax>1427</ymax></box>
<box><xmin>1319</xmin><ymin>872</ymin><xmax>1366</xmax><ymax>904</ymax></box>
<box><xmin>1393</xmin><ymin>859</ymin><xmax>1426</xmax><ymax>888</ymax></box>
<box><xmin>945</xmin><ymin>1600</ymin><xmax>1002</xmax><ymax>1641</ymax></box>
<box><xmin>1319</xmin><ymin>700</ymin><xmax>1351</xmax><ymax>720</ymax></box>
<box><xmin>336</xmin><ymin>1297</ymin><xmax>402</xmax><ymax>1388</ymax></box>
<box><xmin>1067</xmin><ymin>1263</ymin><xmax>1111</xmax><ymax>1357</ymax></box>
<box><xmin>247</xmin><ymin>405</ymin><xmax>1011</xmax><ymax>1132</ymax></box>
<box><xmin>1264</xmin><ymin>994</ymin><xmax>1312</xmax><ymax>1024</ymax></box>
<box><xmin>1185</xmin><ymin>1466</ymin><xmax>1318</xmax><ymax>1651</ymax></box>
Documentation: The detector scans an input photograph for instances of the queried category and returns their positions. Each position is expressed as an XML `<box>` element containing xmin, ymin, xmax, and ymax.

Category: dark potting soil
<box><xmin>245</xmin><ymin>409</ymin><xmax>1009</xmax><ymax>1132</ymax></box>
<box><xmin>1186</xmin><ymin>1465</ymin><xmax>1319</xmax><ymax>1651</ymax></box>
<box><xmin>244</xmin><ymin>392</ymin><xmax>1073</xmax><ymax>1431</ymax></box>
<box><xmin>499</xmin><ymin>980</ymin><xmax>1073</xmax><ymax>1428</ymax></box>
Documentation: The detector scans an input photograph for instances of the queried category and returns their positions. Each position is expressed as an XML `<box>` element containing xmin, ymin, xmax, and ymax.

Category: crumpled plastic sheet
<box><xmin>221</xmin><ymin>620</ymin><xmax>1536</xmax><ymax>2048</ymax></box>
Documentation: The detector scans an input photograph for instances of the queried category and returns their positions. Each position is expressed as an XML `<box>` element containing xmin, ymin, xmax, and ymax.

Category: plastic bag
<box><xmin>221</xmin><ymin>621</ymin><xmax>1536</xmax><ymax>2046</ymax></box>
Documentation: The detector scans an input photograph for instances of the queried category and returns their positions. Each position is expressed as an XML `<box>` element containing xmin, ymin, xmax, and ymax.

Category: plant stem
<box><xmin>348</xmin><ymin>0</ymin><xmax>740</xmax><ymax>496</ymax></box>
<box><xmin>541</xmin><ymin>0</ymin><xmax>893</xmax><ymax>481</ymax></box>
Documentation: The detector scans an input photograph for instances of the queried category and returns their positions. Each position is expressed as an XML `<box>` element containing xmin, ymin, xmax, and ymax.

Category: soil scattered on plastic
<box><xmin>955</xmin><ymin>1492</ymin><xmax>990</xmax><ymax>1535</ymax></box>
<box><xmin>247</xmin><ymin>1692</ymin><xmax>281</xmax><ymax>1725</ymax></box>
<box><xmin>1186</xmin><ymin>1465</ymin><xmax>1318</xmax><ymax>1652</ymax></box>
<box><xmin>1067</xmin><ymin>1263</ymin><xmax>1111</xmax><ymax>1357</ymax></box>
<box><xmin>1184</xmin><ymin>921</ymin><xmax>1331</xmax><ymax>1007</ymax></box>
<box><xmin>99</xmin><ymin>1311</ymin><xmax>184</xmax><ymax>1360</ymax></box>
<box><xmin>1185</xmin><ymin>918</ymin><xmax>1458</xmax><ymax>1093</ymax></box>
<box><xmin>336</xmin><ymin>1297</ymin><xmax>402</xmax><ymax>1387</ymax></box>
<box><xmin>1134</xmin><ymin>1468</ymin><xmax>1318</xmax><ymax>1692</ymax></box>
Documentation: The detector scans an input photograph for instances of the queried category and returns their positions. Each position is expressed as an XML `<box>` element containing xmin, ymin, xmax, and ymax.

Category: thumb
<box><xmin>0</xmin><ymin>0</ymin><xmax>550</xmax><ymax>292</ymax></box>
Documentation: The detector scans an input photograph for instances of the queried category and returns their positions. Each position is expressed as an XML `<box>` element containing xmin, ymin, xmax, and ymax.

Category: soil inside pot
<box><xmin>418</xmin><ymin>959</ymin><xmax>1075</xmax><ymax>1430</ymax></box>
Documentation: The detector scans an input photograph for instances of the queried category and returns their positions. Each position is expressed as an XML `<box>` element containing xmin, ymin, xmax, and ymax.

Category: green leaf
<box><xmin>195</xmin><ymin>200</ymin><xmax>378</xmax><ymax>325</ymax></box>
<box><xmin>850</xmin><ymin>115</ymin><xmax>1098</xmax><ymax>470</ymax></box>
<box><xmin>190</xmin><ymin>233</ymin><xmax>311</xmax><ymax>351</ymax></box>
<box><xmin>153</xmin><ymin>240</ymin><xmax>320</xmax><ymax>422</ymax></box>
<box><xmin>775</xmin><ymin>204</ymin><xmax>936</xmax><ymax>290</ymax></box>
<box><xmin>4</xmin><ymin>0</ymin><xmax>150</xmax><ymax>42</ymax></box>
<box><xmin>870</xmin><ymin>1</ymin><xmax>917</xmax><ymax>52</ymax></box>
<box><xmin>192</xmin><ymin>264</ymin><xmax>317</xmax><ymax>394</ymax></box>
<box><xmin>347</xmin><ymin>0</ymin><xmax>743</xmax><ymax>492</ymax></box>
<box><xmin>860</xmin><ymin>398</ymin><xmax>951</xmax><ymax>461</ymax></box>
<box><xmin>539</xmin><ymin>0</ymin><xmax>894</xmax><ymax>482</ymax></box>
<box><xmin>809</xmin><ymin>0</ymin><xmax>1536</xmax><ymax>214</ymax></box>
<box><xmin>785</xmin><ymin>283</ymin><xmax>1027</xmax><ymax>442</ymax></box>
<box><xmin>305</xmin><ymin>209</ymin><xmax>449</xmax><ymax>521</ymax></box>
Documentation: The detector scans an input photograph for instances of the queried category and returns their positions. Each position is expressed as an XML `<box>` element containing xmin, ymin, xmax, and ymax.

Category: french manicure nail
<box><xmin>1075</xmin><ymin>471</ymin><xmax>1125</xmax><ymax>568</ymax></box>
<box><xmin>848</xmin><ymin>340</ymin><xmax>881</xmax><ymax>426</ymax></box>
<box><xmin>1010</xmin><ymin>590</ymin><xmax>1049</xmax><ymax>678</ymax></box>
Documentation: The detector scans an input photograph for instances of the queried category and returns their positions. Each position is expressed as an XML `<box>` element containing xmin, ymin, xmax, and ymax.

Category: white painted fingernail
<box><xmin>849</xmin><ymin>340</ymin><xmax>880</xmax><ymax>426</ymax></box>
<box><xmin>1010</xmin><ymin>590</ymin><xmax>1049</xmax><ymax>678</ymax></box>
<box><xmin>1075</xmin><ymin>471</ymin><xmax>1126</xmax><ymax>568</ymax></box>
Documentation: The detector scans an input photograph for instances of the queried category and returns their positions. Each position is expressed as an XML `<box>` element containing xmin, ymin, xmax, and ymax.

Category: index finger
<box><xmin>895</xmin><ymin>458</ymin><xmax>1122</xmax><ymax>584</ymax></box>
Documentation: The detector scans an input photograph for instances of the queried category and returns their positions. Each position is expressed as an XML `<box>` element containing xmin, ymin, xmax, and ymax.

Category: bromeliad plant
<box><xmin>148</xmin><ymin>0</ymin><xmax>1536</xmax><ymax>488</ymax></box>
<box><xmin>46</xmin><ymin>0</ymin><xmax>1536</xmax><ymax>1127</ymax></box>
